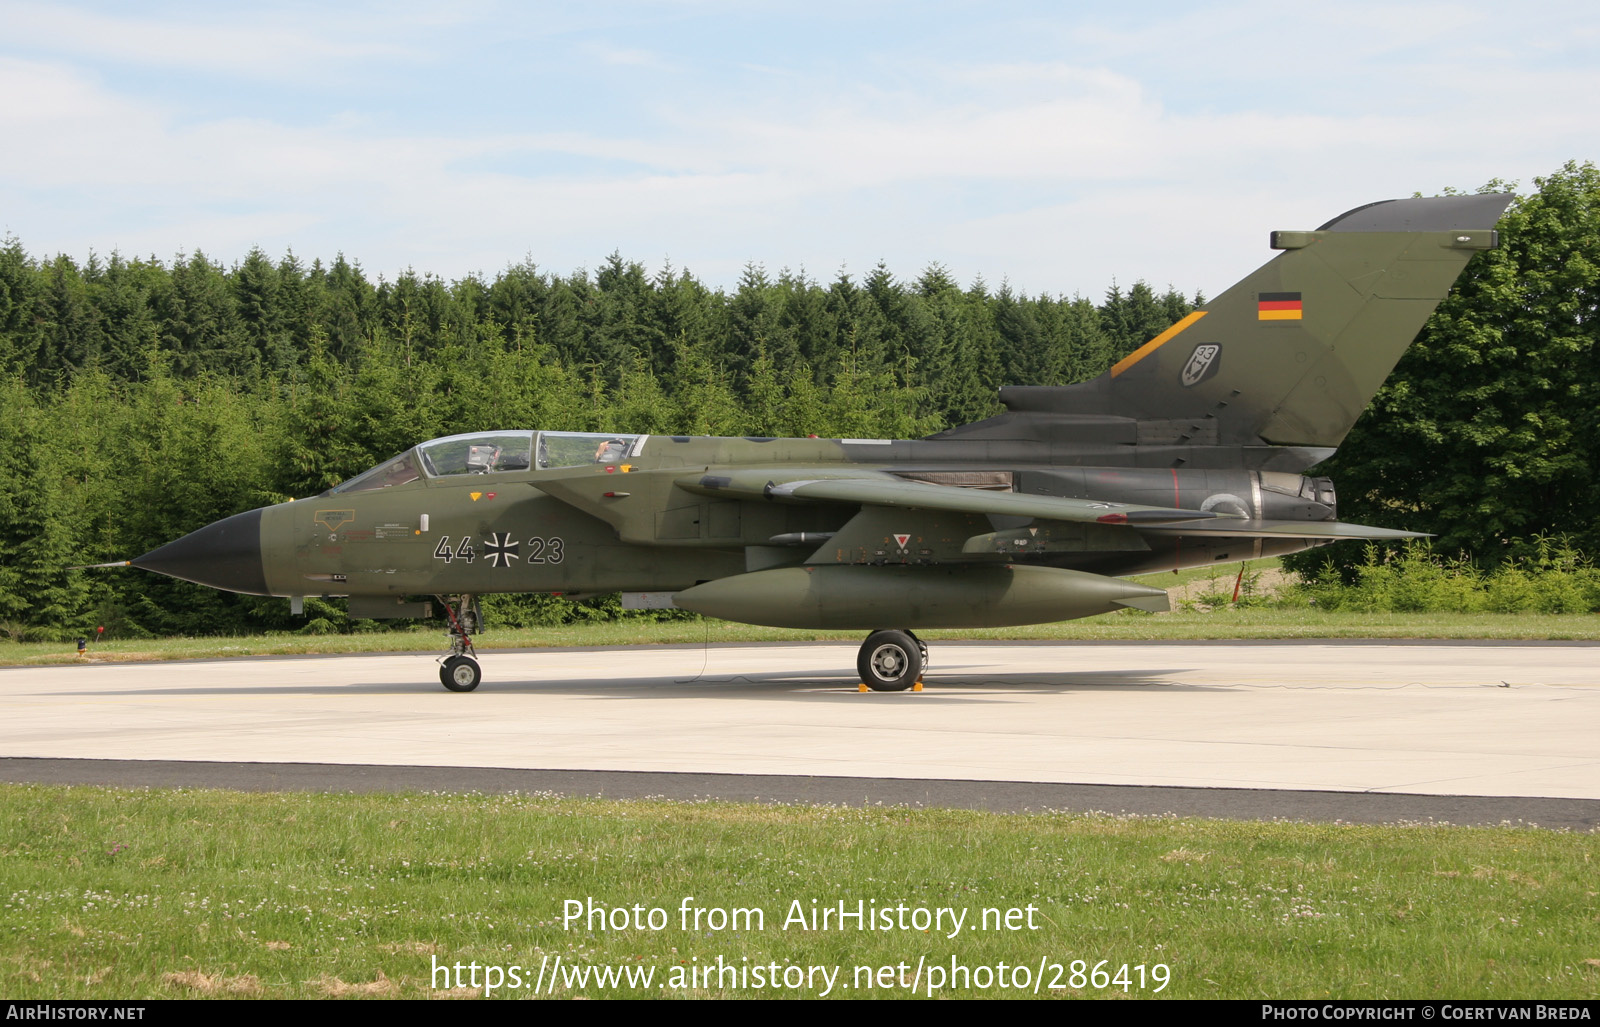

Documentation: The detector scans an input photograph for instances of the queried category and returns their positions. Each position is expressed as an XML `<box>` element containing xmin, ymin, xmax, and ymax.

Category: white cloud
<box><xmin>0</xmin><ymin>1</ymin><xmax>418</xmax><ymax>80</ymax></box>
<box><xmin>1</xmin><ymin>3</ymin><xmax>1597</xmax><ymax>295</ymax></box>
<box><xmin>581</xmin><ymin>43</ymin><xmax>681</xmax><ymax>72</ymax></box>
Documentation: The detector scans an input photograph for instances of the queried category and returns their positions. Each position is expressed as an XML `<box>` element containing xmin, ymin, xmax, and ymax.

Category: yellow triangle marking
<box><xmin>470</xmin><ymin>492</ymin><xmax>482</xmax><ymax>502</ymax></box>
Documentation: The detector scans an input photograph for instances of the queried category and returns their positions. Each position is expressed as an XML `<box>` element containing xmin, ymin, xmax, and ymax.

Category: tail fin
<box><xmin>946</xmin><ymin>192</ymin><xmax>1513</xmax><ymax>454</ymax></box>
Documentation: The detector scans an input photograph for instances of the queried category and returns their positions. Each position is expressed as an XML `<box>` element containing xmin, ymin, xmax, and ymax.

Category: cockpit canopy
<box><xmin>324</xmin><ymin>430</ymin><xmax>647</xmax><ymax>495</ymax></box>
<box><xmin>536</xmin><ymin>430</ymin><xmax>646</xmax><ymax>470</ymax></box>
<box><xmin>420</xmin><ymin>432</ymin><xmax>534</xmax><ymax>476</ymax></box>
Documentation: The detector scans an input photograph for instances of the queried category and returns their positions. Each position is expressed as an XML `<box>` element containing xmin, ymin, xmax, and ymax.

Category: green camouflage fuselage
<box><xmin>134</xmin><ymin>192</ymin><xmax>1516</xmax><ymax>632</ymax></box>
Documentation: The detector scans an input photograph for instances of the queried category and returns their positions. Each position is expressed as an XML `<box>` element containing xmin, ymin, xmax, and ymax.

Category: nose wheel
<box><xmin>436</xmin><ymin>594</ymin><xmax>482</xmax><ymax>692</ymax></box>
<box><xmin>857</xmin><ymin>629</ymin><xmax>927</xmax><ymax>691</ymax></box>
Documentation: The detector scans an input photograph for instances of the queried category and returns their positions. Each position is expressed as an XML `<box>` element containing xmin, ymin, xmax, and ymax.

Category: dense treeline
<box><xmin>0</xmin><ymin>243</ymin><xmax>1195</xmax><ymax>420</ymax></box>
<box><xmin>3</xmin><ymin>161</ymin><xmax>1598</xmax><ymax>639</ymax></box>
<box><xmin>0</xmin><ymin>242</ymin><xmax>1195</xmax><ymax>637</ymax></box>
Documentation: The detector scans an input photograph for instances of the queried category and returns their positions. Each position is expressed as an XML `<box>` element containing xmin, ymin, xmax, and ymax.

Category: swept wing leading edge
<box><xmin>674</xmin><ymin>470</ymin><xmax>1424</xmax><ymax>540</ymax></box>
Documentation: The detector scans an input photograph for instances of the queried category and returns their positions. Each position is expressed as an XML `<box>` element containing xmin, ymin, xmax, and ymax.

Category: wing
<box><xmin>676</xmin><ymin>469</ymin><xmax>1425</xmax><ymax>540</ymax></box>
<box><xmin>676</xmin><ymin>469</ymin><xmax>1226</xmax><ymax>525</ymax></box>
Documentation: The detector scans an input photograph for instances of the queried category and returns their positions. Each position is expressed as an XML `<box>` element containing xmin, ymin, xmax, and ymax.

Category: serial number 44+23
<box><xmin>432</xmin><ymin>534</ymin><xmax>564</xmax><ymax>568</ymax></box>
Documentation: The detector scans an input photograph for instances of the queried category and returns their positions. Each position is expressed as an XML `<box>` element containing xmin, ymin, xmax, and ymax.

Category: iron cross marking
<box><xmin>483</xmin><ymin>532</ymin><xmax>521</xmax><ymax>568</ymax></box>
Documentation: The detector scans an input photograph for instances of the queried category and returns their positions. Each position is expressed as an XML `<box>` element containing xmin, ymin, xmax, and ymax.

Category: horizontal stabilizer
<box><xmin>1135</xmin><ymin>519</ymin><xmax>1427</xmax><ymax>540</ymax></box>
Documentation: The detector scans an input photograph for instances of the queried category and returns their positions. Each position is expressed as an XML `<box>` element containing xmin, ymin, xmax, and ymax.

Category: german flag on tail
<box><xmin>1258</xmin><ymin>292</ymin><xmax>1302</xmax><ymax>320</ymax></box>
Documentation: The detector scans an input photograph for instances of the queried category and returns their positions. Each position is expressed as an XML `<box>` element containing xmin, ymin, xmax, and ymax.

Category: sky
<box><xmin>2</xmin><ymin>1</ymin><xmax>1597</xmax><ymax>299</ymax></box>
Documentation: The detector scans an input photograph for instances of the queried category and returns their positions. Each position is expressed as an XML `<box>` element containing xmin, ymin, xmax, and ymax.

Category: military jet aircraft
<box><xmin>129</xmin><ymin>192</ymin><xmax>1513</xmax><ymax>692</ymax></box>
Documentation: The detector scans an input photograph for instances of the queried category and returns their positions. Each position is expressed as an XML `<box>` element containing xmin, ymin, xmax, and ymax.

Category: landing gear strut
<box><xmin>437</xmin><ymin>594</ymin><xmax>481</xmax><ymax>692</ymax></box>
<box><xmin>857</xmin><ymin>629</ymin><xmax>927</xmax><ymax>692</ymax></box>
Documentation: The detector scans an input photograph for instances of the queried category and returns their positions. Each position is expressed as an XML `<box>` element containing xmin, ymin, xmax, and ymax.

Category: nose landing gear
<box><xmin>437</xmin><ymin>594</ymin><xmax>482</xmax><ymax>692</ymax></box>
<box><xmin>857</xmin><ymin>629</ymin><xmax>928</xmax><ymax>692</ymax></box>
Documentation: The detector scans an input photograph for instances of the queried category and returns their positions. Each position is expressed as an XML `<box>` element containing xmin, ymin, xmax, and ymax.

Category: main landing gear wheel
<box><xmin>858</xmin><ymin>629</ymin><xmax>924</xmax><ymax>692</ymax></box>
<box><xmin>440</xmin><ymin>655</ymin><xmax>481</xmax><ymax>692</ymax></box>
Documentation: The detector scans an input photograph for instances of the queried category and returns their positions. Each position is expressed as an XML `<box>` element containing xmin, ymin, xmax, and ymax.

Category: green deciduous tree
<box><xmin>1301</xmin><ymin>161</ymin><xmax>1600</xmax><ymax>567</ymax></box>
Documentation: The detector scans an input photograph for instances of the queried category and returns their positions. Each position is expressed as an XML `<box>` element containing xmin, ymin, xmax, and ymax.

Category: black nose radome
<box><xmin>132</xmin><ymin>508</ymin><xmax>269</xmax><ymax>595</ymax></box>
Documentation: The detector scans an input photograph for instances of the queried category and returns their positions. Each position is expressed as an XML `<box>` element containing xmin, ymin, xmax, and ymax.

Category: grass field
<box><xmin>1</xmin><ymin>785</ymin><xmax>1596</xmax><ymax>1000</ymax></box>
<box><xmin>6</xmin><ymin>564</ymin><xmax>1597</xmax><ymax>1000</ymax></box>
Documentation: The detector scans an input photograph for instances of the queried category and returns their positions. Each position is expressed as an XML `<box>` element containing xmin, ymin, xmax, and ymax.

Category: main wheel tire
<box><xmin>857</xmin><ymin>630</ymin><xmax>922</xmax><ymax>692</ymax></box>
<box><xmin>440</xmin><ymin>655</ymin><xmax>481</xmax><ymax>692</ymax></box>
